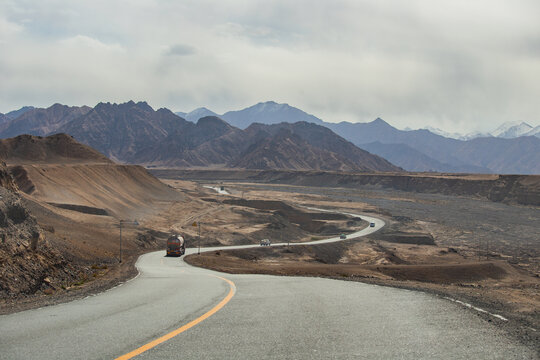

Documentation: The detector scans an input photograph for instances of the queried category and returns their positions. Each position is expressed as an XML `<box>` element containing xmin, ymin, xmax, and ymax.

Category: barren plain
<box><xmin>2</xmin><ymin>162</ymin><xmax>539</xmax><ymax>350</ymax></box>
<box><xmin>174</xmin><ymin>178</ymin><xmax>539</xmax><ymax>349</ymax></box>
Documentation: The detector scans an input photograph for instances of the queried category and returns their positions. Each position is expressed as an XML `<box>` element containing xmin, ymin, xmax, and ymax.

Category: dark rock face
<box><xmin>57</xmin><ymin>101</ymin><xmax>186</xmax><ymax>162</ymax></box>
<box><xmin>134</xmin><ymin>116</ymin><xmax>246</xmax><ymax>167</ymax></box>
<box><xmin>0</xmin><ymin>161</ymin><xmax>18</xmax><ymax>192</ymax></box>
<box><xmin>231</xmin><ymin>128</ymin><xmax>365</xmax><ymax>171</ymax></box>
<box><xmin>52</xmin><ymin>102</ymin><xmax>400</xmax><ymax>172</ymax></box>
<box><xmin>238</xmin><ymin>122</ymin><xmax>401</xmax><ymax>172</ymax></box>
<box><xmin>0</xmin><ymin>174</ymin><xmax>78</xmax><ymax>298</ymax></box>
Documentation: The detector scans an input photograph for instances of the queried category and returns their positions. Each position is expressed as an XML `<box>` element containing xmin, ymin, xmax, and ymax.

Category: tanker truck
<box><xmin>166</xmin><ymin>235</ymin><xmax>185</xmax><ymax>256</ymax></box>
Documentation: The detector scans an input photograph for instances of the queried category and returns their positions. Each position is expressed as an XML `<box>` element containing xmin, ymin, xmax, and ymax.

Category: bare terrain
<box><xmin>1</xmin><ymin>141</ymin><xmax>368</xmax><ymax>313</ymax></box>
<box><xmin>176</xmin><ymin>178</ymin><xmax>539</xmax><ymax>349</ymax></box>
<box><xmin>2</xmin><ymin>147</ymin><xmax>538</xmax><ymax>349</ymax></box>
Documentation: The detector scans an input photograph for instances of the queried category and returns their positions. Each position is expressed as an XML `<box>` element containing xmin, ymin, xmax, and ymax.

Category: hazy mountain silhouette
<box><xmin>175</xmin><ymin>107</ymin><xmax>219</xmax><ymax>122</ymax></box>
<box><xmin>4</xmin><ymin>106</ymin><xmax>35</xmax><ymax>120</ymax></box>
<box><xmin>221</xmin><ymin>101</ymin><xmax>325</xmax><ymax>129</ymax></box>
<box><xmin>0</xmin><ymin>104</ymin><xmax>91</xmax><ymax>138</ymax></box>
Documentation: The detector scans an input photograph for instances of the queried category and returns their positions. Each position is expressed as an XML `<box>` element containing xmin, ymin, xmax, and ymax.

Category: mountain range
<box><xmin>1</xmin><ymin>101</ymin><xmax>539</xmax><ymax>174</ymax></box>
<box><xmin>178</xmin><ymin>102</ymin><xmax>540</xmax><ymax>174</ymax></box>
<box><xmin>178</xmin><ymin>102</ymin><xmax>540</xmax><ymax>140</ymax></box>
<box><xmin>175</xmin><ymin>101</ymin><xmax>326</xmax><ymax>129</ymax></box>
<box><xmin>0</xmin><ymin>101</ymin><xmax>398</xmax><ymax>172</ymax></box>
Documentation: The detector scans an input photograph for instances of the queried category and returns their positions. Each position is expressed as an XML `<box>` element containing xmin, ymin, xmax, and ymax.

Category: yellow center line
<box><xmin>115</xmin><ymin>275</ymin><xmax>236</xmax><ymax>360</ymax></box>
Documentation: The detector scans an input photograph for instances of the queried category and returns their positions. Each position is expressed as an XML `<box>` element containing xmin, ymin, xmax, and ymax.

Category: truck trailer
<box><xmin>166</xmin><ymin>235</ymin><xmax>185</xmax><ymax>256</ymax></box>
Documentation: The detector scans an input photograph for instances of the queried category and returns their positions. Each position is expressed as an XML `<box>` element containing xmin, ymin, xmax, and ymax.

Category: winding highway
<box><xmin>0</xmin><ymin>213</ymin><xmax>535</xmax><ymax>359</ymax></box>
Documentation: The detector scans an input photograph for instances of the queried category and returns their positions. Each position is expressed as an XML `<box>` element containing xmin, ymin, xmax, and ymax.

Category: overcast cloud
<box><xmin>0</xmin><ymin>0</ymin><xmax>539</xmax><ymax>132</ymax></box>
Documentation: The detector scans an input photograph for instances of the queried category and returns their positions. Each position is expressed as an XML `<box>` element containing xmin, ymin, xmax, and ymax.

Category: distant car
<box><xmin>370</xmin><ymin>222</ymin><xmax>375</xmax><ymax>227</ymax></box>
<box><xmin>340</xmin><ymin>234</ymin><xmax>347</xmax><ymax>239</ymax></box>
<box><xmin>260</xmin><ymin>239</ymin><xmax>271</xmax><ymax>246</ymax></box>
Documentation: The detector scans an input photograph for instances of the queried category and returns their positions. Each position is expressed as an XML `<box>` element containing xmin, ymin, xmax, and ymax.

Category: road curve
<box><xmin>0</xmin><ymin>211</ymin><xmax>534</xmax><ymax>359</ymax></box>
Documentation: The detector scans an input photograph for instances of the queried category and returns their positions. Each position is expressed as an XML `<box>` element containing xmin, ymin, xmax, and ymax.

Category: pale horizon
<box><xmin>1</xmin><ymin>0</ymin><xmax>539</xmax><ymax>133</ymax></box>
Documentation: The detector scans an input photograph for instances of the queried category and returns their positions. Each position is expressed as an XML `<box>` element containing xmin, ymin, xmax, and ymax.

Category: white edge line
<box><xmin>443</xmin><ymin>296</ymin><xmax>508</xmax><ymax>321</ymax></box>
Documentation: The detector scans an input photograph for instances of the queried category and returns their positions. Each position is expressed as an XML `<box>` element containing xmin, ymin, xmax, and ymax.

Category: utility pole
<box><xmin>119</xmin><ymin>220</ymin><xmax>123</xmax><ymax>263</ymax></box>
<box><xmin>198</xmin><ymin>222</ymin><xmax>201</xmax><ymax>255</ymax></box>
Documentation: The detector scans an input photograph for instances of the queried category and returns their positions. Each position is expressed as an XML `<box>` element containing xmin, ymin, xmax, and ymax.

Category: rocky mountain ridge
<box><xmin>0</xmin><ymin>102</ymin><xmax>400</xmax><ymax>172</ymax></box>
<box><xmin>0</xmin><ymin>104</ymin><xmax>91</xmax><ymax>139</ymax></box>
<box><xmin>3</xmin><ymin>101</ymin><xmax>539</xmax><ymax>174</ymax></box>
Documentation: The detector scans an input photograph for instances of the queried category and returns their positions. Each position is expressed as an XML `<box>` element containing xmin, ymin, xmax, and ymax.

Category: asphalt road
<box><xmin>0</xmin><ymin>214</ymin><xmax>535</xmax><ymax>359</ymax></box>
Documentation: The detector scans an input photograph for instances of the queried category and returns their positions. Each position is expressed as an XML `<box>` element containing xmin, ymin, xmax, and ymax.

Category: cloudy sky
<box><xmin>1</xmin><ymin>0</ymin><xmax>539</xmax><ymax>133</ymax></box>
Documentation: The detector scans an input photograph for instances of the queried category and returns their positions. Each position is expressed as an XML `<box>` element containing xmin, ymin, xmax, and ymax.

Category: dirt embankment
<box><xmin>153</xmin><ymin>169</ymin><xmax>540</xmax><ymax>206</ymax></box>
<box><xmin>10</xmin><ymin>164</ymin><xmax>183</xmax><ymax>219</ymax></box>
<box><xmin>186</xmin><ymin>245</ymin><xmax>509</xmax><ymax>284</ymax></box>
<box><xmin>0</xmin><ymin>134</ymin><xmax>194</xmax><ymax>312</ymax></box>
<box><xmin>0</xmin><ymin>185</ymin><xmax>80</xmax><ymax>300</ymax></box>
<box><xmin>0</xmin><ymin>161</ymin><xmax>187</xmax><ymax>313</ymax></box>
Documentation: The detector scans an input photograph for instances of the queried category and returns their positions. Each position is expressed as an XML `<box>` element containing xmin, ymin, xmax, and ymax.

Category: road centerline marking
<box><xmin>115</xmin><ymin>275</ymin><xmax>236</xmax><ymax>360</ymax></box>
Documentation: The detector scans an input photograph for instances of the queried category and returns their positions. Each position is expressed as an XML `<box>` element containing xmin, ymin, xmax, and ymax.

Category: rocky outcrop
<box><xmin>0</xmin><ymin>161</ymin><xmax>79</xmax><ymax>299</ymax></box>
<box><xmin>0</xmin><ymin>161</ymin><xmax>18</xmax><ymax>192</ymax></box>
<box><xmin>0</xmin><ymin>186</ymin><xmax>78</xmax><ymax>298</ymax></box>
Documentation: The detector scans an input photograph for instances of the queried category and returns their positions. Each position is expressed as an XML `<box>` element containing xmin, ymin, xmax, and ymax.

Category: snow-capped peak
<box><xmin>422</xmin><ymin>126</ymin><xmax>492</xmax><ymax>140</ymax></box>
<box><xmin>423</xmin><ymin>126</ymin><xmax>463</xmax><ymax>139</ymax></box>
<box><xmin>524</xmin><ymin>125</ymin><xmax>540</xmax><ymax>138</ymax></box>
<box><xmin>179</xmin><ymin>107</ymin><xmax>219</xmax><ymax>122</ymax></box>
<box><xmin>491</xmin><ymin>121</ymin><xmax>532</xmax><ymax>138</ymax></box>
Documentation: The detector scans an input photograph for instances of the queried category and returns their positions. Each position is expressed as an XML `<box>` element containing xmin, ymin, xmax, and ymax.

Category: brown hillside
<box><xmin>230</xmin><ymin>129</ymin><xmax>369</xmax><ymax>171</ymax></box>
<box><xmin>0</xmin><ymin>133</ymin><xmax>112</xmax><ymax>165</ymax></box>
<box><xmin>240</xmin><ymin>122</ymin><xmax>402</xmax><ymax>172</ymax></box>
<box><xmin>1</xmin><ymin>160</ymin><xmax>185</xmax><ymax>305</ymax></box>
<box><xmin>11</xmin><ymin>164</ymin><xmax>182</xmax><ymax>219</ymax></box>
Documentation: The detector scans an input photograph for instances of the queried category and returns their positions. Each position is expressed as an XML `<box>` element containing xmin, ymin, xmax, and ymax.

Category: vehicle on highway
<box><xmin>340</xmin><ymin>234</ymin><xmax>347</xmax><ymax>239</ymax></box>
<box><xmin>166</xmin><ymin>235</ymin><xmax>185</xmax><ymax>256</ymax></box>
<box><xmin>260</xmin><ymin>239</ymin><xmax>271</xmax><ymax>246</ymax></box>
<box><xmin>370</xmin><ymin>222</ymin><xmax>375</xmax><ymax>227</ymax></box>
